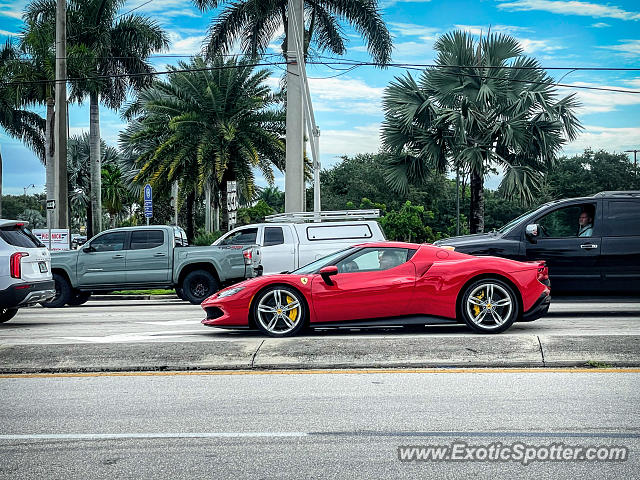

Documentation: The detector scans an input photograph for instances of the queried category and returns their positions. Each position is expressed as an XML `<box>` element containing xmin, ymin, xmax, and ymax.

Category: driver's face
<box><xmin>379</xmin><ymin>254</ymin><xmax>395</xmax><ymax>269</ymax></box>
<box><xmin>579</xmin><ymin>213</ymin><xmax>591</xmax><ymax>226</ymax></box>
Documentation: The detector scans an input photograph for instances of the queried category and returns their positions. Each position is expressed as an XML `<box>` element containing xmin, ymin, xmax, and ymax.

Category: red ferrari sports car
<box><xmin>201</xmin><ymin>242</ymin><xmax>550</xmax><ymax>337</ymax></box>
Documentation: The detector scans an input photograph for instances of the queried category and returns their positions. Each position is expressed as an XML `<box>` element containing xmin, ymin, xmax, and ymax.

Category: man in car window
<box><xmin>578</xmin><ymin>211</ymin><xmax>593</xmax><ymax>237</ymax></box>
<box><xmin>379</xmin><ymin>250</ymin><xmax>404</xmax><ymax>270</ymax></box>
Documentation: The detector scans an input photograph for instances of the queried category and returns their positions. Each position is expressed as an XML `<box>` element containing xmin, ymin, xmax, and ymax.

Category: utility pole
<box><xmin>54</xmin><ymin>0</ymin><xmax>68</xmax><ymax>234</ymax></box>
<box><xmin>624</xmin><ymin>149</ymin><xmax>639</xmax><ymax>170</ymax></box>
<box><xmin>284</xmin><ymin>0</ymin><xmax>304</xmax><ymax>213</ymax></box>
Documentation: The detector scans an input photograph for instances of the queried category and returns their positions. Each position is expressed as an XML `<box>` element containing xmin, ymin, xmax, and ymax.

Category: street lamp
<box><xmin>23</xmin><ymin>184</ymin><xmax>36</xmax><ymax>211</ymax></box>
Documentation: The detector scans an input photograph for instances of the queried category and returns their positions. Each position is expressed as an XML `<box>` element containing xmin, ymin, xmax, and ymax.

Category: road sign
<box><xmin>46</xmin><ymin>199</ymin><xmax>56</xmax><ymax>210</ymax></box>
<box><xmin>144</xmin><ymin>184</ymin><xmax>153</xmax><ymax>219</ymax></box>
<box><xmin>227</xmin><ymin>181</ymin><xmax>237</xmax><ymax>229</ymax></box>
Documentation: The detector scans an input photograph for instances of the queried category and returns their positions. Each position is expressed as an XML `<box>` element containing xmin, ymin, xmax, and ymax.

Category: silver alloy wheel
<box><xmin>256</xmin><ymin>289</ymin><xmax>302</xmax><ymax>335</ymax></box>
<box><xmin>465</xmin><ymin>283</ymin><xmax>513</xmax><ymax>330</ymax></box>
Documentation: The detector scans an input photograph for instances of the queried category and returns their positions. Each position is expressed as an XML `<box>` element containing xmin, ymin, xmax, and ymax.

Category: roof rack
<box><xmin>593</xmin><ymin>191</ymin><xmax>640</xmax><ymax>198</ymax></box>
<box><xmin>264</xmin><ymin>209</ymin><xmax>381</xmax><ymax>223</ymax></box>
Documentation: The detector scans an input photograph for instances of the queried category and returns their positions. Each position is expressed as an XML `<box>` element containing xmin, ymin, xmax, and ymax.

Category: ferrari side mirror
<box><xmin>319</xmin><ymin>265</ymin><xmax>338</xmax><ymax>285</ymax></box>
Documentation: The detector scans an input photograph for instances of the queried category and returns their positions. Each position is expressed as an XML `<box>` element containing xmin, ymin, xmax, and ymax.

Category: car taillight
<box><xmin>537</xmin><ymin>263</ymin><xmax>549</xmax><ymax>282</ymax></box>
<box><xmin>243</xmin><ymin>249</ymin><xmax>252</xmax><ymax>265</ymax></box>
<box><xmin>10</xmin><ymin>252</ymin><xmax>29</xmax><ymax>279</ymax></box>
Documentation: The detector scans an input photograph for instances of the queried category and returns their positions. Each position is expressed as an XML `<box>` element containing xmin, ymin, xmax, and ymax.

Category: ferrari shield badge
<box><xmin>300</xmin><ymin>277</ymin><xmax>308</xmax><ymax>285</ymax></box>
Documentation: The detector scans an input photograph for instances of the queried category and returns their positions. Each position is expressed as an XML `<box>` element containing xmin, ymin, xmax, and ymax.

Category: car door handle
<box><xmin>154</xmin><ymin>253</ymin><xmax>166</xmax><ymax>257</ymax></box>
<box><xmin>112</xmin><ymin>254</ymin><xmax>125</xmax><ymax>258</ymax></box>
<box><xmin>580</xmin><ymin>244</ymin><xmax>598</xmax><ymax>249</ymax></box>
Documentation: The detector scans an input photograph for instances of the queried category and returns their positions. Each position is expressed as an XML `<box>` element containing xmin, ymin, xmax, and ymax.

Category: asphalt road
<box><xmin>1</xmin><ymin>369</ymin><xmax>638</xmax><ymax>479</ymax></box>
<box><xmin>1</xmin><ymin>297</ymin><xmax>639</xmax><ymax>345</ymax></box>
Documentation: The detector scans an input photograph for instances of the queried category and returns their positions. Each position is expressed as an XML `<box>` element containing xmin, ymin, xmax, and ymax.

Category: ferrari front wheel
<box><xmin>252</xmin><ymin>286</ymin><xmax>306</xmax><ymax>337</ymax></box>
<box><xmin>460</xmin><ymin>279</ymin><xmax>519</xmax><ymax>334</ymax></box>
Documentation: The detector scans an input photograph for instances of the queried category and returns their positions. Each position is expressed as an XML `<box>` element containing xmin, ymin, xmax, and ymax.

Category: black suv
<box><xmin>435</xmin><ymin>191</ymin><xmax>640</xmax><ymax>294</ymax></box>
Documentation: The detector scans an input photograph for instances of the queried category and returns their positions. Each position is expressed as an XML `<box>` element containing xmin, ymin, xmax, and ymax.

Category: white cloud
<box><xmin>557</xmin><ymin>82</ymin><xmax>640</xmax><ymax>114</ymax></box>
<box><xmin>497</xmin><ymin>0</ymin><xmax>640</xmax><ymax>21</ymax></box>
<box><xmin>591</xmin><ymin>22</ymin><xmax>611</xmax><ymax>27</ymax></box>
<box><xmin>122</xmin><ymin>0</ymin><xmax>200</xmax><ymax>19</ymax></box>
<box><xmin>564</xmin><ymin>125</ymin><xmax>640</xmax><ymax>155</ymax></box>
<box><xmin>0</xmin><ymin>1</ymin><xmax>25</xmax><ymax>19</ymax></box>
<box><xmin>447</xmin><ymin>25</ymin><xmax>563</xmax><ymax>55</ymax></box>
<box><xmin>0</xmin><ymin>29</ymin><xmax>19</xmax><ymax>36</ymax></box>
<box><xmin>389</xmin><ymin>22</ymin><xmax>439</xmax><ymax>37</ymax></box>
<box><xmin>308</xmin><ymin>77</ymin><xmax>384</xmax><ymax>115</ymax></box>
<box><xmin>453</xmin><ymin>24</ymin><xmax>531</xmax><ymax>36</ymax></box>
<box><xmin>320</xmin><ymin>124</ymin><xmax>381</xmax><ymax>156</ymax></box>
<box><xmin>389</xmin><ymin>40</ymin><xmax>437</xmax><ymax>61</ymax></box>
<box><xmin>517</xmin><ymin>38</ymin><xmax>564</xmax><ymax>54</ymax></box>
<box><xmin>600</xmin><ymin>39</ymin><xmax>640</xmax><ymax>57</ymax></box>
<box><xmin>166</xmin><ymin>31</ymin><xmax>206</xmax><ymax>56</ymax></box>
<box><xmin>380</xmin><ymin>0</ymin><xmax>432</xmax><ymax>8</ymax></box>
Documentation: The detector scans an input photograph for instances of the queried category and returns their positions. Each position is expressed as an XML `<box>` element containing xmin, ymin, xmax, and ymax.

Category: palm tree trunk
<box><xmin>469</xmin><ymin>168</ymin><xmax>484</xmax><ymax>234</ymax></box>
<box><xmin>220</xmin><ymin>180</ymin><xmax>228</xmax><ymax>232</ymax></box>
<box><xmin>205</xmin><ymin>183</ymin><xmax>212</xmax><ymax>233</ymax></box>
<box><xmin>185</xmin><ymin>189</ymin><xmax>195</xmax><ymax>242</ymax></box>
<box><xmin>86</xmin><ymin>202</ymin><xmax>93</xmax><ymax>238</ymax></box>
<box><xmin>45</xmin><ymin>97</ymin><xmax>55</xmax><ymax>225</ymax></box>
<box><xmin>89</xmin><ymin>91</ymin><xmax>102</xmax><ymax>235</ymax></box>
<box><xmin>0</xmin><ymin>146</ymin><xmax>3</xmax><ymax>218</ymax></box>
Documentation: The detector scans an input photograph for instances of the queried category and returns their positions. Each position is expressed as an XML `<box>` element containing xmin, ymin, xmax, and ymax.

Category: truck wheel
<box><xmin>182</xmin><ymin>270</ymin><xmax>219</xmax><ymax>305</ymax></box>
<box><xmin>40</xmin><ymin>273</ymin><xmax>72</xmax><ymax>308</ymax></box>
<box><xmin>0</xmin><ymin>308</ymin><xmax>19</xmax><ymax>323</ymax></box>
<box><xmin>67</xmin><ymin>291</ymin><xmax>91</xmax><ymax>306</ymax></box>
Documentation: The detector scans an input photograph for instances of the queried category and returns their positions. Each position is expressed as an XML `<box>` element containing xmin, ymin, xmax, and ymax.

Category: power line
<box><xmin>116</xmin><ymin>0</ymin><xmax>154</xmax><ymax>19</ymax></box>
<box><xmin>2</xmin><ymin>59</ymin><xmax>640</xmax><ymax>94</ymax></box>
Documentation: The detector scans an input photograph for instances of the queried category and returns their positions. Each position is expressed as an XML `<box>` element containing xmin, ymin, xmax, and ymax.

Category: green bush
<box><xmin>193</xmin><ymin>230</ymin><xmax>223</xmax><ymax>246</ymax></box>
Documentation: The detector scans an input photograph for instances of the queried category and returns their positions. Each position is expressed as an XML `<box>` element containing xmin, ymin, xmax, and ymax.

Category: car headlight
<box><xmin>216</xmin><ymin>286</ymin><xmax>245</xmax><ymax>298</ymax></box>
<box><xmin>439</xmin><ymin>245</ymin><xmax>456</xmax><ymax>251</ymax></box>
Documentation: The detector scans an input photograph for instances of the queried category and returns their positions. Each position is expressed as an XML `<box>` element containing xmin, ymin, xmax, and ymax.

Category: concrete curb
<box><xmin>1</xmin><ymin>335</ymin><xmax>639</xmax><ymax>374</ymax></box>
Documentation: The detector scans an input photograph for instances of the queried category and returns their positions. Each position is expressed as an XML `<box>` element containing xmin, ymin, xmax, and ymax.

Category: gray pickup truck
<box><xmin>42</xmin><ymin>225</ymin><xmax>261</xmax><ymax>307</ymax></box>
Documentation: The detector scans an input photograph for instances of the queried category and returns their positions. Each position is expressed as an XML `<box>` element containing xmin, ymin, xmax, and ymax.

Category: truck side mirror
<box><xmin>319</xmin><ymin>265</ymin><xmax>338</xmax><ymax>285</ymax></box>
<box><xmin>525</xmin><ymin>224</ymin><xmax>540</xmax><ymax>242</ymax></box>
<box><xmin>82</xmin><ymin>245</ymin><xmax>95</xmax><ymax>253</ymax></box>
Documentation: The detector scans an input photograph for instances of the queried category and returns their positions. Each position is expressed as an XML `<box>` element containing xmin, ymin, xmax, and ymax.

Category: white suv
<box><xmin>0</xmin><ymin>219</ymin><xmax>55</xmax><ymax>322</ymax></box>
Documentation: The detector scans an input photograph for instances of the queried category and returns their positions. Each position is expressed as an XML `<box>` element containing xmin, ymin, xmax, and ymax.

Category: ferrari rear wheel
<box><xmin>460</xmin><ymin>279</ymin><xmax>519</xmax><ymax>334</ymax></box>
<box><xmin>252</xmin><ymin>286</ymin><xmax>306</xmax><ymax>337</ymax></box>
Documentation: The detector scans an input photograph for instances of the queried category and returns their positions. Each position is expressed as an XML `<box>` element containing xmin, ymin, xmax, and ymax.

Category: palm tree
<box><xmin>67</xmin><ymin>133</ymin><xmax>119</xmax><ymax>233</ymax></box>
<box><xmin>381</xmin><ymin>31</ymin><xmax>581</xmax><ymax>233</ymax></box>
<box><xmin>121</xmin><ymin>56</ymin><xmax>286</xmax><ymax>238</ymax></box>
<box><xmin>21</xmin><ymin>6</ymin><xmax>96</xmax><ymax>211</ymax></box>
<box><xmin>26</xmin><ymin>0</ymin><xmax>168</xmax><ymax>237</ymax></box>
<box><xmin>0</xmin><ymin>40</ymin><xmax>46</xmax><ymax>217</ymax></box>
<box><xmin>101</xmin><ymin>163</ymin><xmax>127</xmax><ymax>227</ymax></box>
<box><xmin>194</xmin><ymin>0</ymin><xmax>392</xmax><ymax>63</ymax></box>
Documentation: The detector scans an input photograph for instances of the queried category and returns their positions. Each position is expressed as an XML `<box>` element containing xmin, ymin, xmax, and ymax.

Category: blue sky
<box><xmin>1</xmin><ymin>0</ymin><xmax>639</xmax><ymax>195</ymax></box>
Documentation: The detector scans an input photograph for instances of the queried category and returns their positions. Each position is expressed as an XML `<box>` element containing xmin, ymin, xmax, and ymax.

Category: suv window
<box><xmin>537</xmin><ymin>203</ymin><xmax>596</xmax><ymax>238</ymax></box>
<box><xmin>130</xmin><ymin>230</ymin><xmax>164</xmax><ymax>250</ymax></box>
<box><xmin>90</xmin><ymin>232</ymin><xmax>126</xmax><ymax>252</ymax></box>
<box><xmin>0</xmin><ymin>225</ymin><xmax>43</xmax><ymax>248</ymax></box>
<box><xmin>218</xmin><ymin>228</ymin><xmax>258</xmax><ymax>246</ymax></box>
<box><xmin>264</xmin><ymin>227</ymin><xmax>284</xmax><ymax>246</ymax></box>
<box><xmin>607</xmin><ymin>201</ymin><xmax>640</xmax><ymax>237</ymax></box>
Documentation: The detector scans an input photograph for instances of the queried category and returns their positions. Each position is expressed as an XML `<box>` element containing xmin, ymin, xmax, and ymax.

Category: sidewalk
<box><xmin>1</xmin><ymin>334</ymin><xmax>638</xmax><ymax>373</ymax></box>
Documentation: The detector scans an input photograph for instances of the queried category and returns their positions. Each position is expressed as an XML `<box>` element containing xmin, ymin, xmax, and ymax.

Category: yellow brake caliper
<box><xmin>473</xmin><ymin>291</ymin><xmax>485</xmax><ymax>317</ymax></box>
<box><xmin>286</xmin><ymin>295</ymin><xmax>298</xmax><ymax>322</ymax></box>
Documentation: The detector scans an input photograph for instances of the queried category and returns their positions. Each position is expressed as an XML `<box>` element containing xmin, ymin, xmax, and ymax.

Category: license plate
<box><xmin>39</xmin><ymin>262</ymin><xmax>48</xmax><ymax>273</ymax></box>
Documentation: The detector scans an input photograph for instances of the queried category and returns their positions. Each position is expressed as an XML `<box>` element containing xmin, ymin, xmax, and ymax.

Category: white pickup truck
<box><xmin>213</xmin><ymin>220</ymin><xmax>386</xmax><ymax>274</ymax></box>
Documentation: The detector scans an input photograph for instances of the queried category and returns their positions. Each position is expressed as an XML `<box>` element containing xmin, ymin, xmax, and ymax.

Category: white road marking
<box><xmin>62</xmin><ymin>330</ymin><xmax>204</xmax><ymax>343</ymax></box>
<box><xmin>0</xmin><ymin>432</ymin><xmax>308</xmax><ymax>441</ymax></box>
<box><xmin>138</xmin><ymin>320</ymin><xmax>200</xmax><ymax>326</ymax></box>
